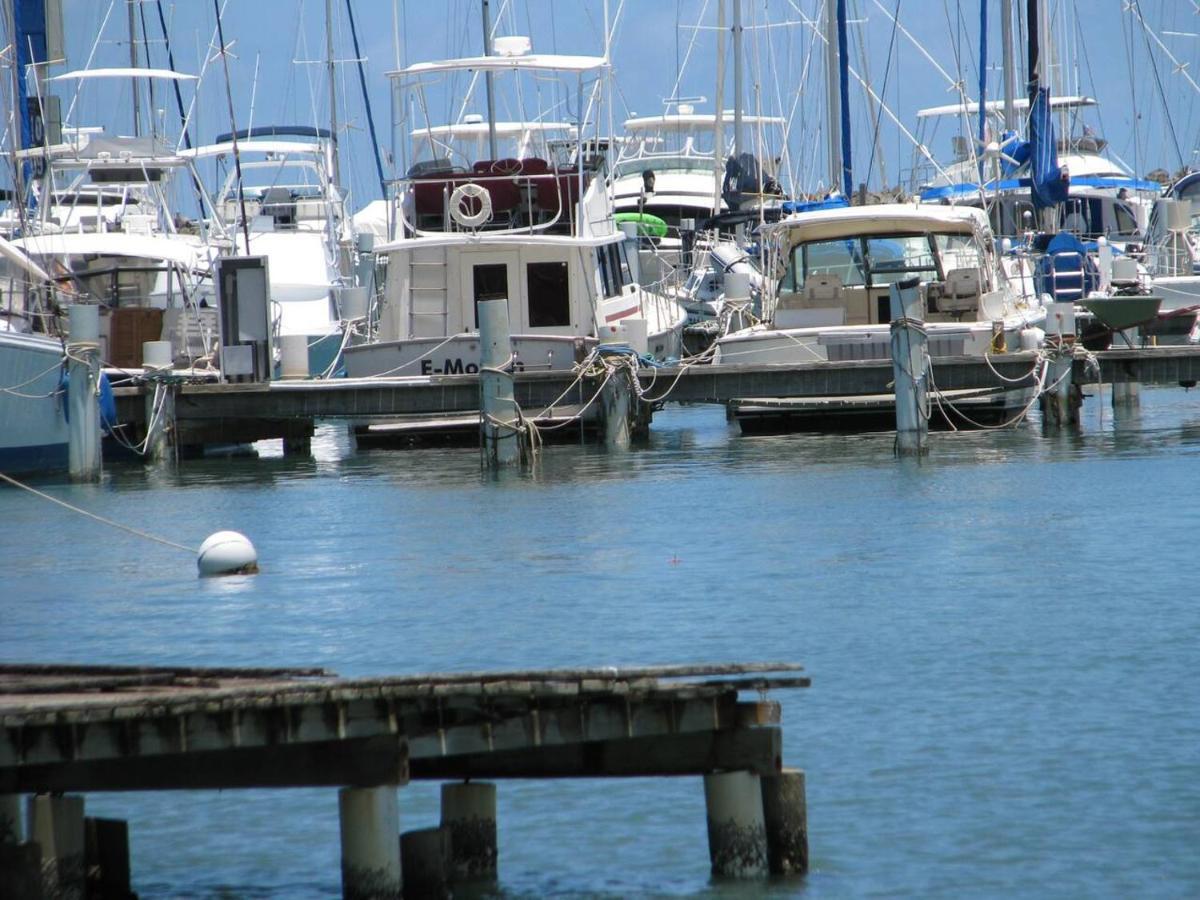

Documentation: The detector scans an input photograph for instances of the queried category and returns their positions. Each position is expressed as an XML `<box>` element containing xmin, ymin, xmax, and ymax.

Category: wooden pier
<box><xmin>107</xmin><ymin>345</ymin><xmax>1200</xmax><ymax>454</ymax></box>
<box><xmin>0</xmin><ymin>662</ymin><xmax>809</xmax><ymax>897</ymax></box>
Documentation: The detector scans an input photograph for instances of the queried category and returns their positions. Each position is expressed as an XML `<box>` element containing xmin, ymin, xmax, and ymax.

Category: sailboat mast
<box><xmin>712</xmin><ymin>0</ymin><xmax>725</xmax><ymax>216</ymax></box>
<box><xmin>326</xmin><ymin>0</ymin><xmax>341</xmax><ymax>189</ymax></box>
<box><xmin>1001</xmin><ymin>0</ymin><xmax>1016</xmax><ymax>132</ymax></box>
<box><xmin>481</xmin><ymin>0</ymin><xmax>497</xmax><ymax>160</ymax></box>
<box><xmin>977</xmin><ymin>0</ymin><xmax>987</xmax><ymax>181</ymax></box>
<box><xmin>836</xmin><ymin>0</ymin><xmax>852</xmax><ymax>196</ymax></box>
<box><xmin>732</xmin><ymin>0</ymin><xmax>742</xmax><ymax>161</ymax></box>
<box><xmin>824</xmin><ymin>0</ymin><xmax>840</xmax><ymax>192</ymax></box>
<box><xmin>128</xmin><ymin>0</ymin><xmax>140</xmax><ymax>136</ymax></box>
<box><xmin>1026</xmin><ymin>0</ymin><xmax>1040</xmax><ymax>99</ymax></box>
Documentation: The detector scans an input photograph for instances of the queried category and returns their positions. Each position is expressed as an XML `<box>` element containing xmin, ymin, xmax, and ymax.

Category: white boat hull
<box><xmin>0</xmin><ymin>330</ymin><xmax>69</xmax><ymax>473</ymax></box>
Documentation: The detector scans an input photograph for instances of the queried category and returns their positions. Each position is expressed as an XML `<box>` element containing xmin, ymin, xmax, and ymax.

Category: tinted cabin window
<box><xmin>527</xmin><ymin>261</ymin><xmax>571</xmax><ymax>327</ymax></box>
<box><xmin>473</xmin><ymin>263</ymin><xmax>508</xmax><ymax>328</ymax></box>
<box><xmin>598</xmin><ymin>247</ymin><xmax>614</xmax><ymax>297</ymax></box>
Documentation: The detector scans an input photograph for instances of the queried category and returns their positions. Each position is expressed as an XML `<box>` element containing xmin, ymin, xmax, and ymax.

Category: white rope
<box><xmin>0</xmin><ymin>470</ymin><xmax>195</xmax><ymax>554</ymax></box>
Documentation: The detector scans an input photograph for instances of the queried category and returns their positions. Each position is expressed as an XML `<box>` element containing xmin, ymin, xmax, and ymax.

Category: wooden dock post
<box><xmin>338</xmin><ymin>787</ymin><xmax>401</xmax><ymax>900</ymax></box>
<box><xmin>0</xmin><ymin>795</ymin><xmax>19</xmax><ymax>844</ymax></box>
<box><xmin>84</xmin><ymin>817</ymin><xmax>134</xmax><ymax>900</ymax></box>
<box><xmin>889</xmin><ymin>277</ymin><xmax>929</xmax><ymax>456</ymax></box>
<box><xmin>761</xmin><ymin>768</ymin><xmax>808</xmax><ymax>875</ymax></box>
<box><xmin>1112</xmin><ymin>329</ymin><xmax>1141</xmax><ymax>410</ymax></box>
<box><xmin>601</xmin><ymin>364</ymin><xmax>636</xmax><ymax>449</ymax></box>
<box><xmin>67</xmin><ymin>304</ymin><xmax>102</xmax><ymax>481</ymax></box>
<box><xmin>477</xmin><ymin>298</ymin><xmax>520</xmax><ymax>467</ymax></box>
<box><xmin>27</xmin><ymin>794</ymin><xmax>86</xmax><ymax>900</ymax></box>
<box><xmin>1041</xmin><ymin>302</ymin><xmax>1079</xmax><ymax>427</ymax></box>
<box><xmin>704</xmin><ymin>770</ymin><xmax>768</xmax><ymax>878</ymax></box>
<box><xmin>399</xmin><ymin>827</ymin><xmax>451</xmax><ymax>899</ymax></box>
<box><xmin>0</xmin><ymin>795</ymin><xmax>42</xmax><ymax>900</ymax></box>
<box><xmin>440</xmin><ymin>782</ymin><xmax>497</xmax><ymax>881</ymax></box>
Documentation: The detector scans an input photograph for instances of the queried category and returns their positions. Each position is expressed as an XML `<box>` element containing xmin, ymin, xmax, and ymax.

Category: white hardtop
<box><xmin>770</xmin><ymin>203</ymin><xmax>988</xmax><ymax>242</ymax></box>
<box><xmin>412</xmin><ymin>121</ymin><xmax>574</xmax><ymax>139</ymax></box>
<box><xmin>390</xmin><ymin>53</ymin><xmax>607</xmax><ymax>79</ymax></box>
<box><xmin>49</xmin><ymin>67</ymin><xmax>198</xmax><ymax>82</ymax></box>
<box><xmin>181</xmin><ymin>140</ymin><xmax>325</xmax><ymax>160</ymax></box>
<box><xmin>623</xmin><ymin>112</ymin><xmax>785</xmax><ymax>132</ymax></box>
<box><xmin>916</xmin><ymin>94</ymin><xmax>1097</xmax><ymax>119</ymax></box>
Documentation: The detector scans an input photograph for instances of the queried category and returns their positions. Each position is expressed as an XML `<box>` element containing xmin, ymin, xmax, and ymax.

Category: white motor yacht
<box><xmin>714</xmin><ymin>203</ymin><xmax>1047</xmax><ymax>430</ymax></box>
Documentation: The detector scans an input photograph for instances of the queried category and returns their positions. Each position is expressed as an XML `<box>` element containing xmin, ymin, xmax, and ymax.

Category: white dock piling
<box><xmin>761</xmin><ymin>769</ymin><xmax>808</xmax><ymax>874</ymax></box>
<box><xmin>27</xmin><ymin>793</ymin><xmax>86</xmax><ymax>900</ymax></box>
<box><xmin>477</xmin><ymin>298</ymin><xmax>520</xmax><ymax>467</ymax></box>
<box><xmin>338</xmin><ymin>786</ymin><xmax>401</xmax><ymax>900</ymax></box>
<box><xmin>67</xmin><ymin>304</ymin><xmax>102</xmax><ymax>481</ymax></box>
<box><xmin>703</xmin><ymin>770</ymin><xmax>769</xmax><ymax>878</ymax></box>
<box><xmin>602</xmin><ymin>364</ymin><xmax>635</xmax><ymax>450</ymax></box>
<box><xmin>143</xmin><ymin>341</ymin><xmax>175</xmax><ymax>463</ymax></box>
<box><xmin>889</xmin><ymin>277</ymin><xmax>930</xmax><ymax>456</ymax></box>
<box><xmin>440</xmin><ymin>782</ymin><xmax>497</xmax><ymax>881</ymax></box>
<box><xmin>1042</xmin><ymin>301</ymin><xmax>1078</xmax><ymax>427</ymax></box>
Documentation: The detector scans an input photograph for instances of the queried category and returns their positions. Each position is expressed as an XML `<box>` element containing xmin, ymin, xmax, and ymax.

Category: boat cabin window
<box><xmin>527</xmin><ymin>261</ymin><xmax>571</xmax><ymax>327</ymax></box>
<box><xmin>472</xmin><ymin>263</ymin><xmax>509</xmax><ymax>328</ymax></box>
<box><xmin>934</xmin><ymin>233</ymin><xmax>984</xmax><ymax>274</ymax></box>
<box><xmin>598</xmin><ymin>243</ymin><xmax>632</xmax><ymax>299</ymax></box>
<box><xmin>862</xmin><ymin>235</ymin><xmax>939</xmax><ymax>286</ymax></box>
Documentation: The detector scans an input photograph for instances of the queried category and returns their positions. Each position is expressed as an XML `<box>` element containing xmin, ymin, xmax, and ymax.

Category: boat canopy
<box><xmin>916</xmin><ymin>95</ymin><xmax>1097</xmax><ymax>118</ymax></box>
<box><xmin>390</xmin><ymin>53</ymin><xmax>607</xmax><ymax>80</ymax></box>
<box><xmin>622</xmin><ymin>113</ymin><xmax>786</xmax><ymax>132</ymax></box>
<box><xmin>769</xmin><ymin>204</ymin><xmax>987</xmax><ymax>243</ymax></box>
<box><xmin>14</xmin><ymin>233</ymin><xmax>213</xmax><ymax>269</ymax></box>
<box><xmin>181</xmin><ymin>141</ymin><xmax>325</xmax><ymax>160</ymax></box>
<box><xmin>49</xmin><ymin>67</ymin><xmax>198</xmax><ymax>82</ymax></box>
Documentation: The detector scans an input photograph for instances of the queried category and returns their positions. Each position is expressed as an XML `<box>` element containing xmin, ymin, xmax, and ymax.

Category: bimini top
<box><xmin>181</xmin><ymin>140</ymin><xmax>325</xmax><ymax>160</ymax></box>
<box><xmin>623</xmin><ymin>112</ymin><xmax>786</xmax><ymax>132</ymax></box>
<box><xmin>390</xmin><ymin>53</ymin><xmax>608</xmax><ymax>80</ymax></box>
<box><xmin>916</xmin><ymin>95</ymin><xmax>1097</xmax><ymax>119</ymax></box>
<box><xmin>48</xmin><ymin>67</ymin><xmax>198</xmax><ymax>82</ymax></box>
<box><xmin>412</xmin><ymin>121</ymin><xmax>575</xmax><ymax>139</ymax></box>
<box><xmin>767</xmin><ymin>203</ymin><xmax>988</xmax><ymax>243</ymax></box>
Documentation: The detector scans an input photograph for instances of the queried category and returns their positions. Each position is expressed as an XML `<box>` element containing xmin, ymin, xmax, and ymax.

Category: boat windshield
<box><xmin>780</xmin><ymin>232</ymin><xmax>953</xmax><ymax>290</ymax></box>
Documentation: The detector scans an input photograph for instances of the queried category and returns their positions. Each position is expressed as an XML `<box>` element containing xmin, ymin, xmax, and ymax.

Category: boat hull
<box><xmin>0</xmin><ymin>331</ymin><xmax>69</xmax><ymax>474</ymax></box>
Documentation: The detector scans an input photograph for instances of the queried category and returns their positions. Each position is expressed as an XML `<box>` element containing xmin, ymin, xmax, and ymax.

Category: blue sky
<box><xmin>35</xmin><ymin>0</ymin><xmax>1200</xmax><ymax>208</ymax></box>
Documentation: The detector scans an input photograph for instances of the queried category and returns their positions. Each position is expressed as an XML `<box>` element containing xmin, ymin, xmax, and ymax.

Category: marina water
<box><xmin>3</xmin><ymin>390</ymin><xmax>1199</xmax><ymax>898</ymax></box>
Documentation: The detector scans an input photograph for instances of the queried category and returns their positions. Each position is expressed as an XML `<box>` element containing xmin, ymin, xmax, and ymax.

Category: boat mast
<box><xmin>712</xmin><ymin>0</ymin><xmax>725</xmax><ymax>216</ymax></box>
<box><xmin>325</xmin><ymin>0</ymin><xmax>341</xmax><ymax>189</ymax></box>
<box><xmin>128</xmin><ymin>0</ymin><xmax>140</xmax><ymax>136</ymax></box>
<box><xmin>481</xmin><ymin>0</ymin><xmax>497</xmax><ymax>160</ymax></box>
<box><xmin>977</xmin><ymin>0</ymin><xmax>987</xmax><ymax>182</ymax></box>
<box><xmin>1000</xmin><ymin>0</ymin><xmax>1016</xmax><ymax>132</ymax></box>
<box><xmin>732</xmin><ymin>0</ymin><xmax>742</xmax><ymax>162</ymax></box>
<box><xmin>823</xmin><ymin>0</ymin><xmax>840</xmax><ymax>193</ymax></box>
<box><xmin>836</xmin><ymin>0</ymin><xmax>853</xmax><ymax>197</ymax></box>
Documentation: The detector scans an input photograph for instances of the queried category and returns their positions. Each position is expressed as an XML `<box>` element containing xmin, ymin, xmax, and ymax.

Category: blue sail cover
<box><xmin>1029</xmin><ymin>86</ymin><xmax>1069</xmax><ymax>211</ymax></box>
<box><xmin>13</xmin><ymin>0</ymin><xmax>50</xmax><ymax>151</ymax></box>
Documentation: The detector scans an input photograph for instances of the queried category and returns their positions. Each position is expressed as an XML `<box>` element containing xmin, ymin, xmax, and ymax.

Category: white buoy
<box><xmin>197</xmin><ymin>531</ymin><xmax>258</xmax><ymax>577</ymax></box>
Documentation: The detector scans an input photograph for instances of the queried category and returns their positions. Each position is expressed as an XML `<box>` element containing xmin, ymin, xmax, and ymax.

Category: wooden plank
<box><xmin>410</xmin><ymin>727</ymin><xmax>782</xmax><ymax>779</ymax></box>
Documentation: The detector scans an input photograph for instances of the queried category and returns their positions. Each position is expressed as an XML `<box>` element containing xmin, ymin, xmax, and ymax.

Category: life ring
<box><xmin>449</xmin><ymin>183</ymin><xmax>493</xmax><ymax>228</ymax></box>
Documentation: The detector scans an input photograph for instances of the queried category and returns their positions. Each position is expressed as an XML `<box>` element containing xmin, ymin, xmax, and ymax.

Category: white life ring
<box><xmin>449</xmin><ymin>183</ymin><xmax>493</xmax><ymax>228</ymax></box>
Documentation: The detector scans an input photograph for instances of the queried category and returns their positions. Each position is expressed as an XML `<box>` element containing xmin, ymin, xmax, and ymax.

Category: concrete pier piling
<box><xmin>477</xmin><ymin>298</ymin><xmax>521</xmax><ymax>467</ymax></box>
<box><xmin>440</xmin><ymin>781</ymin><xmax>497</xmax><ymax>881</ymax></box>
<box><xmin>338</xmin><ymin>787</ymin><xmax>402</xmax><ymax>900</ymax></box>
<box><xmin>84</xmin><ymin>817</ymin><xmax>134</xmax><ymax>900</ymax></box>
<box><xmin>399</xmin><ymin>827</ymin><xmax>452</xmax><ymax>899</ymax></box>
<box><xmin>27</xmin><ymin>794</ymin><xmax>86</xmax><ymax>900</ymax></box>
<box><xmin>704</xmin><ymin>770</ymin><xmax>769</xmax><ymax>878</ymax></box>
<box><xmin>67</xmin><ymin>304</ymin><xmax>102</xmax><ymax>481</ymax></box>
<box><xmin>889</xmin><ymin>278</ymin><xmax>930</xmax><ymax>456</ymax></box>
<box><xmin>761</xmin><ymin>769</ymin><xmax>809</xmax><ymax>875</ymax></box>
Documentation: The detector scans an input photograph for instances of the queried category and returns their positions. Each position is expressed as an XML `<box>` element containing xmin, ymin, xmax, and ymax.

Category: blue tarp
<box><xmin>1029</xmin><ymin>87</ymin><xmax>1070</xmax><ymax>211</ymax></box>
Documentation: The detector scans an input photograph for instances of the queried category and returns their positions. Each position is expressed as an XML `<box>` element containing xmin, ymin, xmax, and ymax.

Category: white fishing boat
<box><xmin>714</xmin><ymin>203</ymin><xmax>1047</xmax><ymax>430</ymax></box>
<box><xmin>343</xmin><ymin>39</ymin><xmax>687</xmax><ymax>401</ymax></box>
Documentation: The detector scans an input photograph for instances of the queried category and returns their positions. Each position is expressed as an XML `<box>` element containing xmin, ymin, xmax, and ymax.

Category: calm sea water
<box><xmin>3</xmin><ymin>387</ymin><xmax>1200</xmax><ymax>898</ymax></box>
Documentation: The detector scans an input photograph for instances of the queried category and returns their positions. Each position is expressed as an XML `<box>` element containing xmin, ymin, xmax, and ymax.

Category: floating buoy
<box><xmin>197</xmin><ymin>531</ymin><xmax>259</xmax><ymax>577</ymax></box>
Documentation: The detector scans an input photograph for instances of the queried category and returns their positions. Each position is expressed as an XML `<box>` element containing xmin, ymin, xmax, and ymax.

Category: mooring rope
<box><xmin>0</xmin><ymin>471</ymin><xmax>195</xmax><ymax>554</ymax></box>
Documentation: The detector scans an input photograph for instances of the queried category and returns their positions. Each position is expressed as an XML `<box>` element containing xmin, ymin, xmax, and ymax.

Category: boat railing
<box><xmin>399</xmin><ymin>157</ymin><xmax>592</xmax><ymax>237</ymax></box>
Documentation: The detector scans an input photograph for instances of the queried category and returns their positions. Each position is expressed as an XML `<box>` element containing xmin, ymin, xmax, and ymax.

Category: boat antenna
<box><xmin>211</xmin><ymin>0</ymin><xmax>251</xmax><ymax>250</ymax></box>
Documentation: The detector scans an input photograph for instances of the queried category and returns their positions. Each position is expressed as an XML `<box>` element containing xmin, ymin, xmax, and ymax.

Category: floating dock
<box><xmin>108</xmin><ymin>345</ymin><xmax>1200</xmax><ymax>456</ymax></box>
<box><xmin>0</xmin><ymin>662</ymin><xmax>810</xmax><ymax>897</ymax></box>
